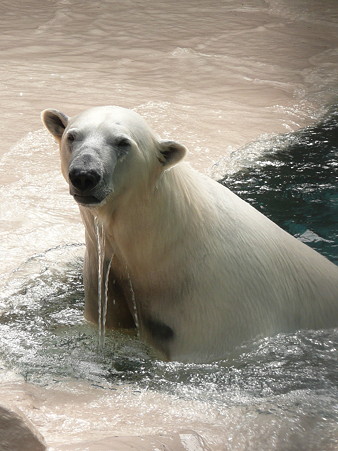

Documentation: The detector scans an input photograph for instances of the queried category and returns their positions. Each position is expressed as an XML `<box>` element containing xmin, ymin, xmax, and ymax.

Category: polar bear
<box><xmin>41</xmin><ymin>106</ymin><xmax>338</xmax><ymax>363</ymax></box>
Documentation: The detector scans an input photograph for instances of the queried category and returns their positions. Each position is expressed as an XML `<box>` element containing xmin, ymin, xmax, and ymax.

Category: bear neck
<box><xmin>93</xmin><ymin>162</ymin><xmax>210</xmax><ymax>277</ymax></box>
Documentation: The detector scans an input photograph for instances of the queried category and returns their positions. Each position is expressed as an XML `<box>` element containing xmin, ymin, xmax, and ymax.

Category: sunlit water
<box><xmin>0</xmin><ymin>0</ymin><xmax>337</xmax><ymax>449</ymax></box>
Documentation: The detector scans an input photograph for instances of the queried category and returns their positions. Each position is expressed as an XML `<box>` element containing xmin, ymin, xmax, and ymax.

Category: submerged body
<box><xmin>42</xmin><ymin>106</ymin><xmax>338</xmax><ymax>363</ymax></box>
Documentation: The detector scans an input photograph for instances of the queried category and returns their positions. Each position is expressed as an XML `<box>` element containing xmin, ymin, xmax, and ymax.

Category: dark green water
<box><xmin>220</xmin><ymin>106</ymin><xmax>338</xmax><ymax>264</ymax></box>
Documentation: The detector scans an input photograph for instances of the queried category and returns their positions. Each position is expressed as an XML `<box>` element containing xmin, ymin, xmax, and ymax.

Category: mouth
<box><xmin>70</xmin><ymin>185</ymin><xmax>112</xmax><ymax>207</ymax></box>
<box><xmin>72</xmin><ymin>194</ymin><xmax>103</xmax><ymax>206</ymax></box>
<box><xmin>71</xmin><ymin>188</ymin><xmax>112</xmax><ymax>207</ymax></box>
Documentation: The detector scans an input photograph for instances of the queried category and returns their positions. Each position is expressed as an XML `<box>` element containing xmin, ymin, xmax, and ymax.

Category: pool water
<box><xmin>0</xmin><ymin>0</ymin><xmax>337</xmax><ymax>447</ymax></box>
<box><xmin>221</xmin><ymin>105</ymin><xmax>338</xmax><ymax>264</ymax></box>
<box><xmin>0</xmin><ymin>112</ymin><xmax>337</xmax><ymax>450</ymax></box>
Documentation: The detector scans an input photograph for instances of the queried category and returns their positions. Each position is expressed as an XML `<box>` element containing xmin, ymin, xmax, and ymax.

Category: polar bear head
<box><xmin>41</xmin><ymin>106</ymin><xmax>187</xmax><ymax>207</ymax></box>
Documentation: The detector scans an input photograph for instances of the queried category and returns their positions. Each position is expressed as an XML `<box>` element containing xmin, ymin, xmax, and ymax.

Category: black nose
<box><xmin>69</xmin><ymin>167</ymin><xmax>101</xmax><ymax>192</ymax></box>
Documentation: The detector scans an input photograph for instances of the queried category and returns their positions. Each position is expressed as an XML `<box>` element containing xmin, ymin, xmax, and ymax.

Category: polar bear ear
<box><xmin>157</xmin><ymin>140</ymin><xmax>187</xmax><ymax>169</ymax></box>
<box><xmin>41</xmin><ymin>109</ymin><xmax>69</xmax><ymax>140</ymax></box>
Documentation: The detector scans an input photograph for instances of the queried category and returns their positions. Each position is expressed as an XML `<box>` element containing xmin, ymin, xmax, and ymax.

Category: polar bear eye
<box><xmin>67</xmin><ymin>131</ymin><xmax>77</xmax><ymax>143</ymax></box>
<box><xmin>115</xmin><ymin>137</ymin><xmax>131</xmax><ymax>158</ymax></box>
<box><xmin>116</xmin><ymin>137</ymin><xmax>131</xmax><ymax>148</ymax></box>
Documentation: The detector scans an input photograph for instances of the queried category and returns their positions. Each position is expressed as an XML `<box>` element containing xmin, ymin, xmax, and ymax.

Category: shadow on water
<box><xmin>220</xmin><ymin>105</ymin><xmax>338</xmax><ymax>264</ymax></box>
<box><xmin>0</xmin><ymin>109</ymin><xmax>337</xmax><ymax>448</ymax></box>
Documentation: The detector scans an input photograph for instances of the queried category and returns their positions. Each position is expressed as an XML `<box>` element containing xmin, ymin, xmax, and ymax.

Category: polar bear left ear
<box><xmin>157</xmin><ymin>140</ymin><xmax>187</xmax><ymax>169</ymax></box>
<box><xmin>41</xmin><ymin>109</ymin><xmax>69</xmax><ymax>141</ymax></box>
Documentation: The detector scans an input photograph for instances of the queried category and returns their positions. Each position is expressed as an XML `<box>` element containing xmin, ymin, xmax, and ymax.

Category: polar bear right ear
<box><xmin>157</xmin><ymin>139</ymin><xmax>187</xmax><ymax>169</ymax></box>
<box><xmin>41</xmin><ymin>109</ymin><xmax>69</xmax><ymax>140</ymax></box>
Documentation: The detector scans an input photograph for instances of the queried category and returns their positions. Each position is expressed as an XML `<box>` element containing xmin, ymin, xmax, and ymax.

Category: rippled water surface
<box><xmin>0</xmin><ymin>0</ymin><xmax>337</xmax><ymax>449</ymax></box>
<box><xmin>221</xmin><ymin>106</ymin><xmax>338</xmax><ymax>264</ymax></box>
<box><xmin>0</xmin><ymin>241</ymin><xmax>337</xmax><ymax>450</ymax></box>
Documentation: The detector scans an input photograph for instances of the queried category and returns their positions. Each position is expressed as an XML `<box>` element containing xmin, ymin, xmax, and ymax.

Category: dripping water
<box><xmin>94</xmin><ymin>216</ymin><xmax>113</xmax><ymax>348</ymax></box>
<box><xmin>94</xmin><ymin>217</ymin><xmax>139</xmax><ymax>343</ymax></box>
<box><xmin>127</xmin><ymin>271</ymin><xmax>139</xmax><ymax>333</ymax></box>
<box><xmin>103</xmin><ymin>256</ymin><xmax>113</xmax><ymax>335</ymax></box>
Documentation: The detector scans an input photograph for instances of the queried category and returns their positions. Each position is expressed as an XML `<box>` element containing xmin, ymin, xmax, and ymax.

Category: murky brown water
<box><xmin>0</xmin><ymin>0</ymin><xmax>337</xmax><ymax>449</ymax></box>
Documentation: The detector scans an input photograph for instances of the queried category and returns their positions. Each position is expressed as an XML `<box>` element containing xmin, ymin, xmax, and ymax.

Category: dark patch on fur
<box><xmin>144</xmin><ymin>317</ymin><xmax>174</xmax><ymax>341</ymax></box>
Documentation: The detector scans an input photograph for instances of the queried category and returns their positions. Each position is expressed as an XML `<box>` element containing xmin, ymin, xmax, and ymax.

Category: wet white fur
<box><xmin>42</xmin><ymin>106</ymin><xmax>338</xmax><ymax>363</ymax></box>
